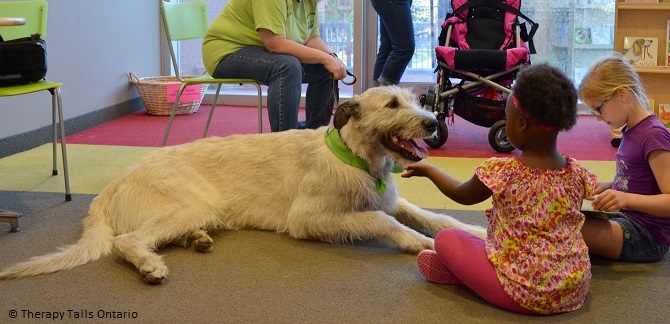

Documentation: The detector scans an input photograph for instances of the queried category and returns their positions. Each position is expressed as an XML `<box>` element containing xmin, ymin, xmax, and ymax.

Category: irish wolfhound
<box><xmin>0</xmin><ymin>86</ymin><xmax>486</xmax><ymax>284</ymax></box>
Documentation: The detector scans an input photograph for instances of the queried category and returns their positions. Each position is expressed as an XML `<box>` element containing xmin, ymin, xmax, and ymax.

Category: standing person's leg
<box><xmin>372</xmin><ymin>12</ymin><xmax>390</xmax><ymax>86</ymax></box>
<box><xmin>370</xmin><ymin>0</ymin><xmax>415</xmax><ymax>85</ymax></box>
<box><xmin>212</xmin><ymin>46</ymin><xmax>302</xmax><ymax>132</ymax></box>
<box><xmin>427</xmin><ymin>228</ymin><xmax>537</xmax><ymax>314</ymax></box>
<box><xmin>302</xmin><ymin>64</ymin><xmax>334</xmax><ymax>129</ymax></box>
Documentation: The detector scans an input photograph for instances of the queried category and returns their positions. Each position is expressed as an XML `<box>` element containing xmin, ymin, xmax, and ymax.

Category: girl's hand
<box><xmin>592</xmin><ymin>189</ymin><xmax>627</xmax><ymax>212</ymax></box>
<box><xmin>401</xmin><ymin>163</ymin><xmax>433</xmax><ymax>178</ymax></box>
<box><xmin>592</xmin><ymin>181</ymin><xmax>611</xmax><ymax>195</ymax></box>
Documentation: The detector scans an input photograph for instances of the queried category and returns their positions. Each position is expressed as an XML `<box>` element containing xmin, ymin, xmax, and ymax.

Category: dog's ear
<box><xmin>634</xmin><ymin>39</ymin><xmax>643</xmax><ymax>56</ymax></box>
<box><xmin>333</xmin><ymin>100</ymin><xmax>361</xmax><ymax>130</ymax></box>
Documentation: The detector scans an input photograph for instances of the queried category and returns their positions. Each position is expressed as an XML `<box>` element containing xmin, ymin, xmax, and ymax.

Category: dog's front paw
<box><xmin>470</xmin><ymin>227</ymin><xmax>487</xmax><ymax>239</ymax></box>
<box><xmin>191</xmin><ymin>236</ymin><xmax>214</xmax><ymax>253</ymax></box>
<box><xmin>139</xmin><ymin>263</ymin><xmax>168</xmax><ymax>285</ymax></box>
<box><xmin>403</xmin><ymin>235</ymin><xmax>435</xmax><ymax>254</ymax></box>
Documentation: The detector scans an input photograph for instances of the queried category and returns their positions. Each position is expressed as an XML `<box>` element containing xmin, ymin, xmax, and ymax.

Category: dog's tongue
<box><xmin>402</xmin><ymin>139</ymin><xmax>429</xmax><ymax>160</ymax></box>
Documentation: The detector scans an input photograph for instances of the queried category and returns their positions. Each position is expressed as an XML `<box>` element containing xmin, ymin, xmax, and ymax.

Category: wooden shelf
<box><xmin>617</xmin><ymin>3</ymin><xmax>670</xmax><ymax>10</ymax></box>
<box><xmin>615</xmin><ymin>1</ymin><xmax>670</xmax><ymax>110</ymax></box>
<box><xmin>634</xmin><ymin>66</ymin><xmax>670</xmax><ymax>74</ymax></box>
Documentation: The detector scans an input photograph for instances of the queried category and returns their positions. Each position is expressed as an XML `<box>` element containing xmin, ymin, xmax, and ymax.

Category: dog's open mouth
<box><xmin>383</xmin><ymin>135</ymin><xmax>429</xmax><ymax>162</ymax></box>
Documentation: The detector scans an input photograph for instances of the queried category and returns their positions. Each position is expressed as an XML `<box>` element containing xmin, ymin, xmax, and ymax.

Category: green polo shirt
<box><xmin>202</xmin><ymin>0</ymin><xmax>320</xmax><ymax>75</ymax></box>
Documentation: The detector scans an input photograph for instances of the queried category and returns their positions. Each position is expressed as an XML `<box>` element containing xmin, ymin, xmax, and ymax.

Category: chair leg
<box><xmin>51</xmin><ymin>90</ymin><xmax>58</xmax><ymax>176</ymax></box>
<box><xmin>0</xmin><ymin>208</ymin><xmax>22</xmax><ymax>232</ymax></box>
<box><xmin>54</xmin><ymin>88</ymin><xmax>71</xmax><ymax>201</ymax></box>
<box><xmin>255</xmin><ymin>83</ymin><xmax>263</xmax><ymax>133</ymax></box>
<box><xmin>203</xmin><ymin>84</ymin><xmax>222</xmax><ymax>138</ymax></box>
<box><xmin>162</xmin><ymin>83</ymin><xmax>187</xmax><ymax>147</ymax></box>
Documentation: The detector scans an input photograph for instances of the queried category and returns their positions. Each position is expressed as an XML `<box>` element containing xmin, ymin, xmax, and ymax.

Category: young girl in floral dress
<box><xmin>402</xmin><ymin>63</ymin><xmax>597</xmax><ymax>314</ymax></box>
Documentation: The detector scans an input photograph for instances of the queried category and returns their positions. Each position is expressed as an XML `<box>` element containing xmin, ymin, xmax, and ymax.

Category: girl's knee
<box><xmin>436</xmin><ymin>227</ymin><xmax>464</xmax><ymax>242</ymax></box>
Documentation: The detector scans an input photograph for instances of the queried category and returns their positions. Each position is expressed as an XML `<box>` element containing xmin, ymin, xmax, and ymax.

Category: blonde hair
<box><xmin>577</xmin><ymin>52</ymin><xmax>649</xmax><ymax>109</ymax></box>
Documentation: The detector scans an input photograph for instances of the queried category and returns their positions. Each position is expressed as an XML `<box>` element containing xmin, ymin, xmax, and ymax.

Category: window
<box><xmin>170</xmin><ymin>0</ymin><xmax>614</xmax><ymax>101</ymax></box>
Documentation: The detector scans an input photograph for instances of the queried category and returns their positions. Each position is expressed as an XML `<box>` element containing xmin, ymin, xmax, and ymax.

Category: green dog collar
<box><xmin>324</xmin><ymin>128</ymin><xmax>402</xmax><ymax>194</ymax></box>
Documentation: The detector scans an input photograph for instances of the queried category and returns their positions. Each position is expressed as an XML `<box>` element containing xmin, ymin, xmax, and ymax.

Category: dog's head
<box><xmin>333</xmin><ymin>86</ymin><xmax>438</xmax><ymax>166</ymax></box>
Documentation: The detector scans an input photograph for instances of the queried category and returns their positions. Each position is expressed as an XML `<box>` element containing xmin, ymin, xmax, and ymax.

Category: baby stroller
<box><xmin>420</xmin><ymin>0</ymin><xmax>538</xmax><ymax>152</ymax></box>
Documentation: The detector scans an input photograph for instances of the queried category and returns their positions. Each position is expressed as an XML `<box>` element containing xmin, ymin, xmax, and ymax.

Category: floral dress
<box><xmin>475</xmin><ymin>156</ymin><xmax>597</xmax><ymax>314</ymax></box>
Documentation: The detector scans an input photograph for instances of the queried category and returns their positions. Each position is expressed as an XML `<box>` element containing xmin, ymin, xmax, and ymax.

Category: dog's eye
<box><xmin>387</xmin><ymin>97</ymin><xmax>399</xmax><ymax>109</ymax></box>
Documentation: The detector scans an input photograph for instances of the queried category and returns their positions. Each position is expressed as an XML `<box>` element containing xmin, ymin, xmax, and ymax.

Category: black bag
<box><xmin>0</xmin><ymin>33</ymin><xmax>48</xmax><ymax>86</ymax></box>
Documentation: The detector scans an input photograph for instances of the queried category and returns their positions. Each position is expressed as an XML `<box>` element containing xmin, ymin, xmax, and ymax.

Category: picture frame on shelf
<box><xmin>658</xmin><ymin>104</ymin><xmax>670</xmax><ymax>128</ymax></box>
<box><xmin>591</xmin><ymin>24</ymin><xmax>613</xmax><ymax>46</ymax></box>
<box><xmin>623</xmin><ymin>37</ymin><xmax>658</xmax><ymax>66</ymax></box>
<box><xmin>573</xmin><ymin>68</ymin><xmax>588</xmax><ymax>87</ymax></box>
<box><xmin>575</xmin><ymin>26</ymin><xmax>592</xmax><ymax>45</ymax></box>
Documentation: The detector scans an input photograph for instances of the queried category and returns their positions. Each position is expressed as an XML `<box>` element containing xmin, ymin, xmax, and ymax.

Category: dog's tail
<box><xmin>0</xmin><ymin>210</ymin><xmax>115</xmax><ymax>279</ymax></box>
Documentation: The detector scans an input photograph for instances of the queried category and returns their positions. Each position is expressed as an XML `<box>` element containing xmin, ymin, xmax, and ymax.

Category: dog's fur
<box><xmin>0</xmin><ymin>86</ymin><xmax>486</xmax><ymax>284</ymax></box>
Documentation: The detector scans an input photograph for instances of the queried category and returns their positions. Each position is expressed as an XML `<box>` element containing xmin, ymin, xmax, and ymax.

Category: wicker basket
<box><xmin>129</xmin><ymin>72</ymin><xmax>208</xmax><ymax>115</ymax></box>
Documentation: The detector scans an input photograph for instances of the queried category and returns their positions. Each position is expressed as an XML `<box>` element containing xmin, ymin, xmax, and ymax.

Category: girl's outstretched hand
<box><xmin>401</xmin><ymin>163</ymin><xmax>434</xmax><ymax>178</ymax></box>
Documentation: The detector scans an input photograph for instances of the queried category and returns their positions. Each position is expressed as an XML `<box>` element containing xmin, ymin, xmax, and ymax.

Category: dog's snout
<box><xmin>423</xmin><ymin>118</ymin><xmax>438</xmax><ymax>134</ymax></box>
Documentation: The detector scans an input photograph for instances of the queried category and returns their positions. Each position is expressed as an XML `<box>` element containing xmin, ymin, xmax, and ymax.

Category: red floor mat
<box><xmin>66</xmin><ymin>105</ymin><xmax>617</xmax><ymax>160</ymax></box>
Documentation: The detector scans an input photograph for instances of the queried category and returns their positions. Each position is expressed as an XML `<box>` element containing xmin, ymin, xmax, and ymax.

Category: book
<box><xmin>574</xmin><ymin>26</ymin><xmax>592</xmax><ymax>45</ymax></box>
<box><xmin>573</xmin><ymin>68</ymin><xmax>588</xmax><ymax>87</ymax></box>
<box><xmin>623</xmin><ymin>37</ymin><xmax>658</xmax><ymax>66</ymax></box>
<box><xmin>581</xmin><ymin>199</ymin><xmax>616</xmax><ymax>219</ymax></box>
<box><xmin>658</xmin><ymin>103</ymin><xmax>670</xmax><ymax>128</ymax></box>
<box><xmin>591</xmin><ymin>24</ymin><xmax>613</xmax><ymax>46</ymax></box>
<box><xmin>624</xmin><ymin>0</ymin><xmax>659</xmax><ymax>2</ymax></box>
<box><xmin>667</xmin><ymin>20</ymin><xmax>670</xmax><ymax>66</ymax></box>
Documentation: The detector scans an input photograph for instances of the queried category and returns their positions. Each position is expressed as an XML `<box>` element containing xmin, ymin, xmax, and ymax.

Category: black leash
<box><xmin>332</xmin><ymin>70</ymin><xmax>357</xmax><ymax>107</ymax></box>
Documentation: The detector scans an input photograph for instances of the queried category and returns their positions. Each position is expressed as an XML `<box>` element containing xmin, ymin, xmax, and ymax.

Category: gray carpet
<box><xmin>0</xmin><ymin>191</ymin><xmax>668</xmax><ymax>323</ymax></box>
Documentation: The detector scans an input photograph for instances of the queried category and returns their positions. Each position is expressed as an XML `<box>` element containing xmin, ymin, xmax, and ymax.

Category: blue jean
<box><xmin>370</xmin><ymin>0</ymin><xmax>416</xmax><ymax>85</ymax></box>
<box><xmin>611</xmin><ymin>213</ymin><xmax>669</xmax><ymax>263</ymax></box>
<box><xmin>212</xmin><ymin>46</ymin><xmax>334</xmax><ymax>132</ymax></box>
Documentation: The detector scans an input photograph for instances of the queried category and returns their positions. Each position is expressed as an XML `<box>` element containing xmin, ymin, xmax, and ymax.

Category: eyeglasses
<box><xmin>591</xmin><ymin>95</ymin><xmax>611</xmax><ymax>117</ymax></box>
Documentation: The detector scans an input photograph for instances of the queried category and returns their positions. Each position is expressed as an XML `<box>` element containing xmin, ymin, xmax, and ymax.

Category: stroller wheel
<box><xmin>421</xmin><ymin>86</ymin><xmax>437</xmax><ymax>111</ymax></box>
<box><xmin>423</xmin><ymin>118</ymin><xmax>448</xmax><ymax>149</ymax></box>
<box><xmin>488</xmin><ymin>120</ymin><xmax>515</xmax><ymax>153</ymax></box>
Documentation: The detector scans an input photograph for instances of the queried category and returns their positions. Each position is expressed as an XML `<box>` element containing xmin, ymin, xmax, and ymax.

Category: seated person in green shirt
<box><xmin>203</xmin><ymin>0</ymin><xmax>347</xmax><ymax>132</ymax></box>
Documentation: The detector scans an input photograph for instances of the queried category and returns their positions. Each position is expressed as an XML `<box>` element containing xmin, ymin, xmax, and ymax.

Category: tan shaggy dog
<box><xmin>0</xmin><ymin>86</ymin><xmax>486</xmax><ymax>284</ymax></box>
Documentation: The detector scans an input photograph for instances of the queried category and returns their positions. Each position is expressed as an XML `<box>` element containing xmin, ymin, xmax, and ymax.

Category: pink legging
<box><xmin>434</xmin><ymin>228</ymin><xmax>538</xmax><ymax>315</ymax></box>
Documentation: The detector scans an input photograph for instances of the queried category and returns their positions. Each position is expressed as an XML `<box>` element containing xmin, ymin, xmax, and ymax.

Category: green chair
<box><xmin>160</xmin><ymin>0</ymin><xmax>263</xmax><ymax>147</ymax></box>
<box><xmin>0</xmin><ymin>0</ymin><xmax>70</xmax><ymax>203</ymax></box>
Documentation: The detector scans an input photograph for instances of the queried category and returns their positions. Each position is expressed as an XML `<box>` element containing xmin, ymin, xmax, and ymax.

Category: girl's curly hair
<box><xmin>513</xmin><ymin>63</ymin><xmax>578</xmax><ymax>131</ymax></box>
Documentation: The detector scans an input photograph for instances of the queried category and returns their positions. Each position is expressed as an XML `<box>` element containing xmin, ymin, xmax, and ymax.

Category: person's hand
<box><xmin>401</xmin><ymin>163</ymin><xmax>434</xmax><ymax>178</ymax></box>
<box><xmin>592</xmin><ymin>181</ymin><xmax>611</xmax><ymax>195</ymax></box>
<box><xmin>323</xmin><ymin>54</ymin><xmax>347</xmax><ymax>80</ymax></box>
<box><xmin>591</xmin><ymin>189</ymin><xmax>628</xmax><ymax>212</ymax></box>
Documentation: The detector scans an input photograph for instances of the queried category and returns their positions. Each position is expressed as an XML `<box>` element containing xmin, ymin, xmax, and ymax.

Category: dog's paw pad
<box><xmin>405</xmin><ymin>237</ymin><xmax>435</xmax><ymax>254</ymax></box>
<box><xmin>187</xmin><ymin>231</ymin><xmax>214</xmax><ymax>252</ymax></box>
<box><xmin>192</xmin><ymin>237</ymin><xmax>213</xmax><ymax>253</ymax></box>
<box><xmin>140</xmin><ymin>265</ymin><xmax>168</xmax><ymax>285</ymax></box>
<box><xmin>142</xmin><ymin>273</ymin><xmax>165</xmax><ymax>285</ymax></box>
